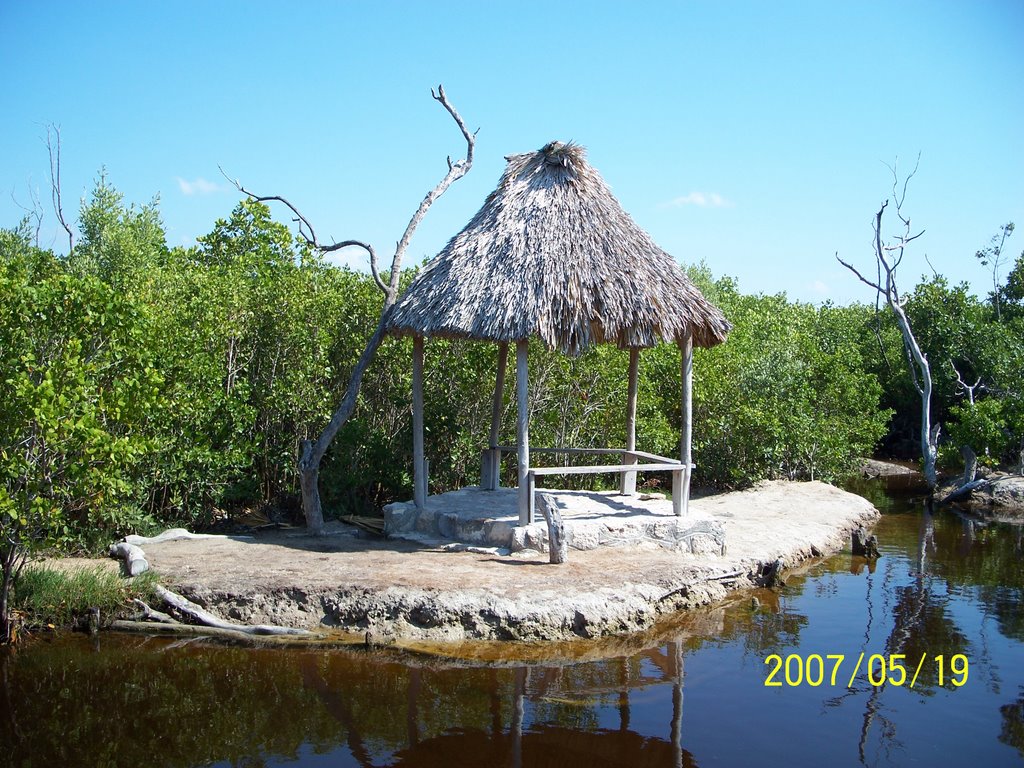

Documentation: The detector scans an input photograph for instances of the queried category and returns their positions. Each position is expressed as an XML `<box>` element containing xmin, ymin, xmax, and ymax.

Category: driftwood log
<box><xmin>125</xmin><ymin>528</ymin><xmax>236</xmax><ymax>546</ymax></box>
<box><xmin>107</xmin><ymin>530</ymin><xmax>311</xmax><ymax>640</ymax></box>
<box><xmin>942</xmin><ymin>478</ymin><xmax>992</xmax><ymax>504</ymax></box>
<box><xmin>153</xmin><ymin>585</ymin><xmax>309</xmax><ymax>636</ymax></box>
<box><xmin>109</xmin><ymin>542</ymin><xmax>149</xmax><ymax>576</ymax></box>
<box><xmin>110</xmin><ymin>528</ymin><xmax>239</xmax><ymax>576</ymax></box>
<box><xmin>131</xmin><ymin>598</ymin><xmax>178</xmax><ymax>624</ymax></box>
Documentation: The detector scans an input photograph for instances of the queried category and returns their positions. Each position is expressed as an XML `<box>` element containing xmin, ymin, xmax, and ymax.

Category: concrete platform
<box><xmin>125</xmin><ymin>480</ymin><xmax>880</xmax><ymax>645</ymax></box>
<box><xmin>383</xmin><ymin>486</ymin><xmax>726</xmax><ymax>556</ymax></box>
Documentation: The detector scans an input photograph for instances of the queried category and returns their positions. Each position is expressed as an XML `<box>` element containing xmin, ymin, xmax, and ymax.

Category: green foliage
<box><xmin>683</xmin><ymin>285</ymin><xmax>890</xmax><ymax>486</ymax></box>
<box><xmin>133</xmin><ymin>200</ymin><xmax>353</xmax><ymax>521</ymax></box>
<box><xmin>21</xmin><ymin>171</ymin><xmax>1004</xmax><ymax>560</ymax></box>
<box><xmin>868</xmin><ymin>266</ymin><xmax>1024</xmax><ymax>468</ymax></box>
<box><xmin>1004</xmin><ymin>252</ymin><xmax>1024</xmax><ymax>315</ymax></box>
<box><xmin>72</xmin><ymin>170</ymin><xmax>168</xmax><ymax>285</ymax></box>
<box><xmin>945</xmin><ymin>399</ymin><xmax>1010</xmax><ymax>467</ymax></box>
<box><xmin>0</xmin><ymin>226</ymin><xmax>162</xmax><ymax>552</ymax></box>
<box><xmin>13</xmin><ymin>564</ymin><xmax>158</xmax><ymax>628</ymax></box>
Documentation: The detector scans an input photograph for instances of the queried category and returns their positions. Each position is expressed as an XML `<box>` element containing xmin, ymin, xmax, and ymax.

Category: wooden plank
<box><xmin>529</xmin><ymin>462</ymin><xmax>692</xmax><ymax>476</ymax></box>
<box><xmin>412</xmin><ymin>336</ymin><xmax>426</xmax><ymax>509</ymax></box>
<box><xmin>494</xmin><ymin>446</ymin><xmax>681</xmax><ymax>464</ymax></box>
<box><xmin>680</xmin><ymin>334</ymin><xmax>693</xmax><ymax>517</ymax></box>
<box><xmin>527</xmin><ymin>472</ymin><xmax>536</xmax><ymax>524</ymax></box>
<box><xmin>490</xmin><ymin>344</ymin><xmax>508</xmax><ymax>448</ymax></box>
<box><xmin>516</xmin><ymin>340</ymin><xmax>530</xmax><ymax>526</ymax></box>
<box><xmin>627</xmin><ymin>449</ymin><xmax>683</xmax><ymax>464</ymax></box>
<box><xmin>620</xmin><ymin>347</ymin><xmax>640</xmax><ymax>495</ymax></box>
<box><xmin>479</xmin><ymin>448</ymin><xmax>492</xmax><ymax>490</ymax></box>
<box><xmin>497</xmin><ymin>445</ymin><xmax>618</xmax><ymax>455</ymax></box>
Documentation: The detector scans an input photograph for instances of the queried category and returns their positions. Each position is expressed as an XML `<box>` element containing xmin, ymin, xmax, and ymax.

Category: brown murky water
<box><xmin>1</xmin><ymin>481</ymin><xmax>1021</xmax><ymax>767</ymax></box>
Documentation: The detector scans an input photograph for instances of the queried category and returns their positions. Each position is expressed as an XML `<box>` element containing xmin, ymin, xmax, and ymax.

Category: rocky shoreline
<box><xmin>130</xmin><ymin>481</ymin><xmax>879</xmax><ymax>645</ymax></box>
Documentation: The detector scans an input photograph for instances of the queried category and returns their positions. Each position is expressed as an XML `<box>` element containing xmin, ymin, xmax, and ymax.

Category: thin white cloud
<box><xmin>810</xmin><ymin>279</ymin><xmax>830</xmax><ymax>296</ymax></box>
<box><xmin>661</xmin><ymin>191</ymin><xmax>733</xmax><ymax>209</ymax></box>
<box><xmin>176</xmin><ymin>176</ymin><xmax>221</xmax><ymax>196</ymax></box>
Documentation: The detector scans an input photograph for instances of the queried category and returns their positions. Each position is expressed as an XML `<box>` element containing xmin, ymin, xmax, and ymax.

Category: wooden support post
<box><xmin>537</xmin><ymin>492</ymin><xmax>567</xmax><ymax>564</ymax></box>
<box><xmin>679</xmin><ymin>335</ymin><xmax>693</xmax><ymax>517</ymax></box>
<box><xmin>527</xmin><ymin>472</ymin><xmax>536</xmax><ymax>526</ymax></box>
<box><xmin>516</xmin><ymin>340</ymin><xmax>530</xmax><ymax>525</ymax></box>
<box><xmin>620</xmin><ymin>347</ymin><xmax>640</xmax><ymax>495</ymax></box>
<box><xmin>485</xmin><ymin>343</ymin><xmax>509</xmax><ymax>490</ymax></box>
<box><xmin>479</xmin><ymin>449</ymin><xmax>491</xmax><ymax>490</ymax></box>
<box><xmin>412</xmin><ymin>336</ymin><xmax>426</xmax><ymax>509</ymax></box>
<box><xmin>671</xmin><ymin>469</ymin><xmax>682</xmax><ymax>517</ymax></box>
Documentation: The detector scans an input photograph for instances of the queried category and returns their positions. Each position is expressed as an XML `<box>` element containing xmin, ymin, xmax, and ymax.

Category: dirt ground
<box><xmin>88</xmin><ymin>480</ymin><xmax>878</xmax><ymax>644</ymax></box>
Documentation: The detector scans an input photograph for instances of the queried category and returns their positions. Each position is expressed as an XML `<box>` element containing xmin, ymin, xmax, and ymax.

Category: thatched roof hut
<box><xmin>385</xmin><ymin>141</ymin><xmax>730</xmax><ymax>355</ymax></box>
<box><xmin>384</xmin><ymin>141</ymin><xmax>730</xmax><ymax>534</ymax></box>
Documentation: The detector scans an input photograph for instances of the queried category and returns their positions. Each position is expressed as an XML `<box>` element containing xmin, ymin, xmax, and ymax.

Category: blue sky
<box><xmin>2</xmin><ymin>1</ymin><xmax>1022</xmax><ymax>304</ymax></box>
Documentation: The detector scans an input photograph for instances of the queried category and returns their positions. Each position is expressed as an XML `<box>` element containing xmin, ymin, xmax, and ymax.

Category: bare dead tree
<box><xmin>10</xmin><ymin>182</ymin><xmax>45</xmax><ymax>248</ymax></box>
<box><xmin>838</xmin><ymin>158</ymin><xmax>940</xmax><ymax>489</ymax></box>
<box><xmin>975</xmin><ymin>222</ymin><xmax>1014</xmax><ymax>321</ymax></box>
<box><xmin>949</xmin><ymin>360</ymin><xmax>984</xmax><ymax>406</ymax></box>
<box><xmin>223</xmin><ymin>85</ymin><xmax>476</xmax><ymax>532</ymax></box>
<box><xmin>46</xmin><ymin>125</ymin><xmax>75</xmax><ymax>254</ymax></box>
<box><xmin>950</xmin><ymin>361</ymin><xmax>984</xmax><ymax>486</ymax></box>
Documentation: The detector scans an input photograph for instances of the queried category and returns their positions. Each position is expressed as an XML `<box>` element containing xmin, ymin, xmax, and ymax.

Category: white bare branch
<box><xmin>295</xmin><ymin>84</ymin><xmax>476</xmax><ymax>532</ymax></box>
<box><xmin>218</xmin><ymin>166</ymin><xmax>387</xmax><ymax>294</ymax></box>
<box><xmin>836</xmin><ymin>253</ymin><xmax>882</xmax><ymax>292</ymax></box>
<box><xmin>949</xmin><ymin>360</ymin><xmax>984</xmax><ymax>405</ymax></box>
<box><xmin>838</xmin><ymin>161</ymin><xmax>938</xmax><ymax>487</ymax></box>
<box><xmin>46</xmin><ymin>125</ymin><xmax>74</xmax><ymax>253</ymax></box>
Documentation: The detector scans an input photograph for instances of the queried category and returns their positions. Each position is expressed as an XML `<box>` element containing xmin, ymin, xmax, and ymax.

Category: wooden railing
<box><xmin>480</xmin><ymin>446</ymin><xmax>692</xmax><ymax>521</ymax></box>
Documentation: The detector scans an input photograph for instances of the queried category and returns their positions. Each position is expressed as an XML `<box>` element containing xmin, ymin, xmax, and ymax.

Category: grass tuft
<box><xmin>13</xmin><ymin>563</ymin><xmax>159</xmax><ymax>629</ymax></box>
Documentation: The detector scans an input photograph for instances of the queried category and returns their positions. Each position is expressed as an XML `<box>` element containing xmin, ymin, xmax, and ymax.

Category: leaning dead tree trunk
<box><xmin>838</xmin><ymin>160</ymin><xmax>939</xmax><ymax>489</ymax></box>
<box><xmin>225</xmin><ymin>86</ymin><xmax>475</xmax><ymax>533</ymax></box>
<box><xmin>949</xmin><ymin>360</ymin><xmax>985</xmax><ymax>488</ymax></box>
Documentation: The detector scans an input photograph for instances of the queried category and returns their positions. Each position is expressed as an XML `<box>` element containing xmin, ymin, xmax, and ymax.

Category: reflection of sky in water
<box><xmin>2</xmin><ymin>484</ymin><xmax>1021</xmax><ymax>767</ymax></box>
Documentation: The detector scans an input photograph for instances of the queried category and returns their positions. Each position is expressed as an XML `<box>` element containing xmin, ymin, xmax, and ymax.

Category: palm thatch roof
<box><xmin>384</xmin><ymin>141</ymin><xmax>730</xmax><ymax>355</ymax></box>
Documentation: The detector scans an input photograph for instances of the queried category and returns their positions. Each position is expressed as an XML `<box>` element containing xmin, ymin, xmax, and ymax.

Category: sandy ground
<box><xmin>104</xmin><ymin>480</ymin><xmax>879</xmax><ymax>644</ymax></box>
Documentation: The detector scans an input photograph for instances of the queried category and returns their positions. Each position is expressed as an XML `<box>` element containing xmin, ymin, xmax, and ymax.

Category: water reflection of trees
<box><xmin>0</xmin><ymin>634</ymin><xmax>707</xmax><ymax>768</ymax></box>
<box><xmin>885</xmin><ymin>509</ymin><xmax>973</xmax><ymax>693</ymax></box>
<box><xmin>1000</xmin><ymin>689</ymin><xmax>1024</xmax><ymax>758</ymax></box>
<box><xmin>1</xmin><ymin>495</ymin><xmax>1019</xmax><ymax>767</ymax></box>
<box><xmin>927</xmin><ymin>514</ymin><xmax>1024</xmax><ymax>642</ymax></box>
<box><xmin>4</xmin><ymin>561</ymin><xmax>819</xmax><ymax>768</ymax></box>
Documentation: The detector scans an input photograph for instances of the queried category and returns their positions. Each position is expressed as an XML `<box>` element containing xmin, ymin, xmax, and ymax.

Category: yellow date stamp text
<box><xmin>763</xmin><ymin>652</ymin><xmax>969</xmax><ymax>688</ymax></box>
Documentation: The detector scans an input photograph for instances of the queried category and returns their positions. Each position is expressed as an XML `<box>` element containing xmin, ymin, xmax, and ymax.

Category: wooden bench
<box><xmin>480</xmin><ymin>446</ymin><xmax>692</xmax><ymax>521</ymax></box>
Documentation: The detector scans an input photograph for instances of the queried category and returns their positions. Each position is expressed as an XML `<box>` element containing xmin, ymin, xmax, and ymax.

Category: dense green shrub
<box><xmin>0</xmin><ymin>176</ymin><xmax>951</xmax><ymax>553</ymax></box>
<box><xmin>1</xmin><ymin>225</ymin><xmax>162</xmax><ymax>551</ymax></box>
<box><xmin>867</xmin><ymin>272</ymin><xmax>1024</xmax><ymax>468</ymax></box>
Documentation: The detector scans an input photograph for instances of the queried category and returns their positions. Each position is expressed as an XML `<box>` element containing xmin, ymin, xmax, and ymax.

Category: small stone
<box><xmin>510</xmin><ymin>548</ymin><xmax>541</xmax><ymax>559</ymax></box>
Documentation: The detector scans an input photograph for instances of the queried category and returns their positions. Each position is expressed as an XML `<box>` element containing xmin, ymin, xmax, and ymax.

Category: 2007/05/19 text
<box><xmin>764</xmin><ymin>652</ymin><xmax>969</xmax><ymax>688</ymax></box>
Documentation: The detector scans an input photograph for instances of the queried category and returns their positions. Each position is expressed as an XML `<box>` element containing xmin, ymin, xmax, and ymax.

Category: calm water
<box><xmin>1</xmin><ymin>482</ymin><xmax>1022</xmax><ymax>767</ymax></box>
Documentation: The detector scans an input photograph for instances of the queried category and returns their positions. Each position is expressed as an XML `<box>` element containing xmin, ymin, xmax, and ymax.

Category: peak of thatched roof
<box><xmin>384</xmin><ymin>141</ymin><xmax>730</xmax><ymax>355</ymax></box>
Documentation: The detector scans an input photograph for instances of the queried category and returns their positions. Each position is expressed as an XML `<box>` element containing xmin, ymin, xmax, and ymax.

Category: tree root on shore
<box><xmin>148</xmin><ymin>585</ymin><xmax>311</xmax><ymax>637</ymax></box>
<box><xmin>108</xmin><ymin>530</ymin><xmax>313</xmax><ymax>642</ymax></box>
